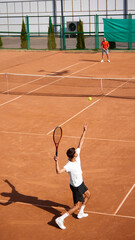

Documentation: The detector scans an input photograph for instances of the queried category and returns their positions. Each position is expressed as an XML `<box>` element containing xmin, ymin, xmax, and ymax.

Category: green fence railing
<box><xmin>0</xmin><ymin>13</ymin><xmax>135</xmax><ymax>51</ymax></box>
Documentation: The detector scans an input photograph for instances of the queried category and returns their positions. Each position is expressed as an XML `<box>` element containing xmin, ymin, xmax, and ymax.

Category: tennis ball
<box><xmin>88</xmin><ymin>97</ymin><xmax>92</xmax><ymax>101</ymax></box>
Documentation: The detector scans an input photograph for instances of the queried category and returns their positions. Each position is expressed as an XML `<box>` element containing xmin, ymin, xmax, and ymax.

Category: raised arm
<box><xmin>54</xmin><ymin>156</ymin><xmax>66</xmax><ymax>174</ymax></box>
<box><xmin>77</xmin><ymin>123</ymin><xmax>87</xmax><ymax>150</ymax></box>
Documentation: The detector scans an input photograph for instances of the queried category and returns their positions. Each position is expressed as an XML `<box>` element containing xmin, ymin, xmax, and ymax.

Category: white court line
<box><xmin>27</xmin><ymin>75</ymin><xmax>70</xmax><ymax>94</ymax></box>
<box><xmin>105</xmin><ymin>79</ymin><xmax>131</xmax><ymax>96</ymax></box>
<box><xmin>86</xmin><ymin>210</ymin><xmax>135</xmax><ymax>220</ymax></box>
<box><xmin>0</xmin><ymin>96</ymin><xmax>22</xmax><ymax>107</ymax></box>
<box><xmin>114</xmin><ymin>184</ymin><xmax>135</xmax><ymax>215</ymax></box>
<box><xmin>0</xmin><ymin>62</ymin><xmax>97</xmax><ymax>106</ymax></box>
<box><xmin>47</xmin><ymin>98</ymin><xmax>101</xmax><ymax>135</ymax></box>
<box><xmin>6</xmin><ymin>74</ymin><xmax>135</xmax><ymax>81</ymax></box>
<box><xmin>0</xmin><ymin>130</ymin><xmax>45</xmax><ymax>136</ymax></box>
<box><xmin>2</xmin><ymin>75</ymin><xmax>45</xmax><ymax>94</ymax></box>
<box><xmin>2</xmin><ymin>63</ymin><xmax>81</xmax><ymax>94</ymax></box>
<box><xmin>0</xmin><ymin>131</ymin><xmax>135</xmax><ymax>143</ymax></box>
<box><xmin>49</xmin><ymin>61</ymin><xmax>81</xmax><ymax>73</ymax></box>
<box><xmin>0</xmin><ymin>76</ymin><xmax>63</xmax><ymax>107</ymax></box>
<box><xmin>27</xmin><ymin>63</ymin><xmax>98</xmax><ymax>95</ymax></box>
<box><xmin>0</xmin><ymin>199</ymin><xmax>134</xmax><ymax>220</ymax></box>
<box><xmin>58</xmin><ymin>135</ymin><xmax>135</xmax><ymax>143</ymax></box>
<box><xmin>47</xmin><ymin>76</ymin><xmax>131</xmax><ymax>135</ymax></box>
<box><xmin>6</xmin><ymin>62</ymin><xmax>81</xmax><ymax>77</ymax></box>
<box><xmin>5</xmin><ymin>72</ymin><xmax>135</xmax><ymax>80</ymax></box>
<box><xmin>64</xmin><ymin>76</ymin><xmax>135</xmax><ymax>80</ymax></box>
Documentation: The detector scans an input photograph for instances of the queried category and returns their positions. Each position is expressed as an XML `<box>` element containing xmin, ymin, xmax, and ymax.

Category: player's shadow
<box><xmin>81</xmin><ymin>59</ymin><xmax>100</xmax><ymax>62</ymax></box>
<box><xmin>38</xmin><ymin>70</ymin><xmax>69</xmax><ymax>76</ymax></box>
<box><xmin>0</xmin><ymin>179</ymin><xmax>70</xmax><ymax>229</ymax></box>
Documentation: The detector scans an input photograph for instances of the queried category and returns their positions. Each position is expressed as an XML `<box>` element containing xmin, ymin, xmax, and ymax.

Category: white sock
<box><xmin>79</xmin><ymin>205</ymin><xmax>85</xmax><ymax>214</ymax></box>
<box><xmin>61</xmin><ymin>212</ymin><xmax>69</xmax><ymax>220</ymax></box>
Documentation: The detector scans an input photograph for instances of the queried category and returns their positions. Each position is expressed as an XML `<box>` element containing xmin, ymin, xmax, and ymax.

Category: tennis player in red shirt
<box><xmin>101</xmin><ymin>37</ymin><xmax>110</xmax><ymax>62</ymax></box>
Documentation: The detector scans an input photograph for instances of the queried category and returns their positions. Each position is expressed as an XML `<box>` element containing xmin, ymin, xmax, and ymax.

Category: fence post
<box><xmin>60</xmin><ymin>25</ymin><xmax>62</xmax><ymax>50</ymax></box>
<box><xmin>128</xmin><ymin>13</ymin><xmax>132</xmax><ymax>50</ymax></box>
<box><xmin>25</xmin><ymin>16</ymin><xmax>30</xmax><ymax>50</ymax></box>
<box><xmin>95</xmin><ymin>14</ymin><xmax>99</xmax><ymax>49</ymax></box>
<box><xmin>63</xmin><ymin>16</ymin><xmax>66</xmax><ymax>50</ymax></box>
<box><xmin>49</xmin><ymin>16</ymin><xmax>52</xmax><ymax>49</ymax></box>
<box><xmin>61</xmin><ymin>16</ymin><xmax>66</xmax><ymax>50</ymax></box>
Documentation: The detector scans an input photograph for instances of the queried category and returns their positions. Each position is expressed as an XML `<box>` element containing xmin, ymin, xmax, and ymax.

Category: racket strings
<box><xmin>53</xmin><ymin>127</ymin><xmax>62</xmax><ymax>144</ymax></box>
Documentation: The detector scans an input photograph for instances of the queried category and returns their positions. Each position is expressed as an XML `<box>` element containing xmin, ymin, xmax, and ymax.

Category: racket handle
<box><xmin>56</xmin><ymin>150</ymin><xmax>58</xmax><ymax>156</ymax></box>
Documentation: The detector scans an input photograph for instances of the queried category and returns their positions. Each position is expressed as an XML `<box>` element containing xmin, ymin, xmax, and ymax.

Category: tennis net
<box><xmin>0</xmin><ymin>73</ymin><xmax>135</xmax><ymax>99</ymax></box>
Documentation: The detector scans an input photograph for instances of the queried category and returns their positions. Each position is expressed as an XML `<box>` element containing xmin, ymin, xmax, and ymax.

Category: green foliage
<box><xmin>20</xmin><ymin>19</ymin><xmax>27</xmax><ymax>49</ymax></box>
<box><xmin>76</xmin><ymin>19</ymin><xmax>85</xmax><ymax>49</ymax></box>
<box><xmin>48</xmin><ymin>17</ymin><xmax>56</xmax><ymax>50</ymax></box>
<box><xmin>0</xmin><ymin>36</ymin><xmax>3</xmax><ymax>48</ymax></box>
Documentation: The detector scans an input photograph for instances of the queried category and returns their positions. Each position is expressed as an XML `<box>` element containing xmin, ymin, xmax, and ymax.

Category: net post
<box><xmin>101</xmin><ymin>78</ymin><xmax>104</xmax><ymax>95</ymax></box>
<box><xmin>5</xmin><ymin>73</ymin><xmax>9</xmax><ymax>94</ymax></box>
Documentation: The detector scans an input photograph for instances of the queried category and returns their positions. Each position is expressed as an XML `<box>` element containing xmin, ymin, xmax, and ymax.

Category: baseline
<box><xmin>0</xmin><ymin>199</ymin><xmax>134</xmax><ymax>220</ymax></box>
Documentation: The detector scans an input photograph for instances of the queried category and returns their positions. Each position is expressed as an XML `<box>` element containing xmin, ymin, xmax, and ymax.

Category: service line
<box><xmin>27</xmin><ymin>62</ymin><xmax>98</xmax><ymax>95</ymax></box>
<box><xmin>47</xmin><ymin>76</ymin><xmax>130</xmax><ymax>135</ymax></box>
<box><xmin>0</xmin><ymin>131</ymin><xmax>135</xmax><ymax>144</ymax></box>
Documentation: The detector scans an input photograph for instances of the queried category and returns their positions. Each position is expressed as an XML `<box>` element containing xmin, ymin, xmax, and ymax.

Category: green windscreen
<box><xmin>103</xmin><ymin>19</ymin><xmax>135</xmax><ymax>42</ymax></box>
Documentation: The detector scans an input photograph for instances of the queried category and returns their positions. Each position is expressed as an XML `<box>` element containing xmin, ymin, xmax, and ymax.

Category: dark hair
<box><xmin>66</xmin><ymin>148</ymin><xmax>75</xmax><ymax>159</ymax></box>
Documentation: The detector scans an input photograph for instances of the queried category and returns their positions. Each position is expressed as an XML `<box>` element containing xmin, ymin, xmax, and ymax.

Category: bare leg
<box><xmin>68</xmin><ymin>201</ymin><xmax>82</xmax><ymax>215</ymax></box>
<box><xmin>77</xmin><ymin>190</ymin><xmax>90</xmax><ymax>218</ymax></box>
<box><xmin>55</xmin><ymin>191</ymin><xmax>90</xmax><ymax>229</ymax></box>
<box><xmin>83</xmin><ymin>190</ymin><xmax>91</xmax><ymax>206</ymax></box>
<box><xmin>55</xmin><ymin>202</ymin><xmax>82</xmax><ymax>229</ymax></box>
<box><xmin>107</xmin><ymin>53</ymin><xmax>110</xmax><ymax>62</ymax></box>
<box><xmin>101</xmin><ymin>51</ymin><xmax>104</xmax><ymax>61</ymax></box>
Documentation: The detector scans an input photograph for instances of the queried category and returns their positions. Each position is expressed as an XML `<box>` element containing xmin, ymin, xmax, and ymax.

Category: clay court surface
<box><xmin>0</xmin><ymin>50</ymin><xmax>135</xmax><ymax>240</ymax></box>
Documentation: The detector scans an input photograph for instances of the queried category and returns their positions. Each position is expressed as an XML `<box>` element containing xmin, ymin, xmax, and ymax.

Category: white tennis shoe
<box><xmin>101</xmin><ymin>59</ymin><xmax>104</xmax><ymax>62</ymax></box>
<box><xmin>55</xmin><ymin>217</ymin><xmax>66</xmax><ymax>230</ymax></box>
<box><xmin>108</xmin><ymin>59</ymin><xmax>110</xmax><ymax>62</ymax></box>
<box><xmin>77</xmin><ymin>212</ymin><xmax>88</xmax><ymax>219</ymax></box>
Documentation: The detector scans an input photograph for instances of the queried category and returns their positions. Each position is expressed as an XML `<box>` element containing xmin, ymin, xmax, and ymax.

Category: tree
<box><xmin>0</xmin><ymin>36</ymin><xmax>3</xmax><ymax>48</ymax></box>
<box><xmin>20</xmin><ymin>19</ymin><xmax>27</xmax><ymax>49</ymax></box>
<box><xmin>48</xmin><ymin>16</ymin><xmax>56</xmax><ymax>50</ymax></box>
<box><xmin>76</xmin><ymin>19</ymin><xmax>85</xmax><ymax>49</ymax></box>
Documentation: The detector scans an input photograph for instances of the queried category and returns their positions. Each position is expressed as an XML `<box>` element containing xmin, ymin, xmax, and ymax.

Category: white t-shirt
<box><xmin>64</xmin><ymin>148</ymin><xmax>83</xmax><ymax>187</ymax></box>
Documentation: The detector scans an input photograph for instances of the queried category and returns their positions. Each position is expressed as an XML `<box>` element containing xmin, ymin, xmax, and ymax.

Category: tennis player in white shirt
<box><xmin>54</xmin><ymin>123</ymin><xmax>90</xmax><ymax>230</ymax></box>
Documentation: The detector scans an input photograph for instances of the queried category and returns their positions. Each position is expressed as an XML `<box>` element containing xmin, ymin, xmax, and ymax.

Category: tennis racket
<box><xmin>53</xmin><ymin>126</ymin><xmax>63</xmax><ymax>156</ymax></box>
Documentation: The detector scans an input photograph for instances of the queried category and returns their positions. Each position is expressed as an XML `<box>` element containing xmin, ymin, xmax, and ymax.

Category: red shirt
<box><xmin>101</xmin><ymin>41</ymin><xmax>109</xmax><ymax>50</ymax></box>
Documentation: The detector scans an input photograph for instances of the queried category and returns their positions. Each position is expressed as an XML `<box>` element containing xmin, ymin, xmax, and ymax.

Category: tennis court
<box><xmin>0</xmin><ymin>50</ymin><xmax>135</xmax><ymax>240</ymax></box>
